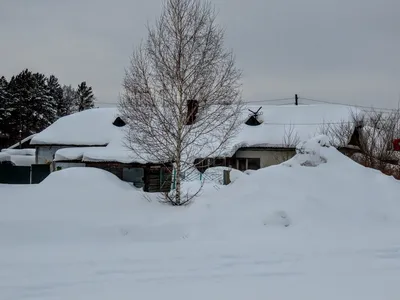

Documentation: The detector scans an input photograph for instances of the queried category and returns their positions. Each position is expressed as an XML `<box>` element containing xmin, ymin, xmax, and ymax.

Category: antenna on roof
<box><xmin>245</xmin><ymin>107</ymin><xmax>263</xmax><ymax>126</ymax></box>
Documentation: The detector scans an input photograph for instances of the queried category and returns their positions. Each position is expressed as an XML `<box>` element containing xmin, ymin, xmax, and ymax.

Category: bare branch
<box><xmin>320</xmin><ymin>107</ymin><xmax>400</xmax><ymax>177</ymax></box>
<box><xmin>119</xmin><ymin>0</ymin><xmax>243</xmax><ymax>205</ymax></box>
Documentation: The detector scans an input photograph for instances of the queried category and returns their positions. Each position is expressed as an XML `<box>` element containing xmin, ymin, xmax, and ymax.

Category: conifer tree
<box><xmin>0</xmin><ymin>76</ymin><xmax>11</xmax><ymax>138</ymax></box>
<box><xmin>47</xmin><ymin>75</ymin><xmax>65</xmax><ymax>118</ymax></box>
<box><xmin>0</xmin><ymin>76</ymin><xmax>11</xmax><ymax>123</ymax></box>
<box><xmin>76</xmin><ymin>81</ymin><xmax>95</xmax><ymax>111</ymax></box>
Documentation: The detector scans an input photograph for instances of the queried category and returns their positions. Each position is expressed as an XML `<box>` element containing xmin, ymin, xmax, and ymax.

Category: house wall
<box><xmin>36</xmin><ymin>146</ymin><xmax>65</xmax><ymax>165</ymax></box>
<box><xmin>54</xmin><ymin>162</ymin><xmax>86</xmax><ymax>170</ymax></box>
<box><xmin>85</xmin><ymin>162</ymin><xmax>173</xmax><ymax>193</ymax></box>
<box><xmin>235</xmin><ymin>149</ymin><xmax>296</xmax><ymax>168</ymax></box>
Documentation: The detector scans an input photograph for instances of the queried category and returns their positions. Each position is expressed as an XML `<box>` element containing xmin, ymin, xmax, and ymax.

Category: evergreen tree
<box><xmin>61</xmin><ymin>85</ymin><xmax>79</xmax><ymax>116</ymax></box>
<box><xmin>2</xmin><ymin>68</ymin><xmax>95</xmax><ymax>145</ymax></box>
<box><xmin>7</xmin><ymin>69</ymin><xmax>35</xmax><ymax>142</ymax></box>
<box><xmin>47</xmin><ymin>75</ymin><xmax>65</xmax><ymax>118</ymax></box>
<box><xmin>7</xmin><ymin>69</ymin><xmax>57</xmax><ymax>144</ymax></box>
<box><xmin>76</xmin><ymin>81</ymin><xmax>95</xmax><ymax>112</ymax></box>
<box><xmin>0</xmin><ymin>76</ymin><xmax>12</xmax><ymax>139</ymax></box>
<box><xmin>33</xmin><ymin>72</ymin><xmax>57</xmax><ymax>130</ymax></box>
<box><xmin>0</xmin><ymin>76</ymin><xmax>11</xmax><ymax>124</ymax></box>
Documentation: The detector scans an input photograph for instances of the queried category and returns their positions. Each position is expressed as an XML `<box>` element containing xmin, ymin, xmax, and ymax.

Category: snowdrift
<box><xmin>1</xmin><ymin>135</ymin><xmax>400</xmax><ymax>244</ymax></box>
<box><xmin>40</xmin><ymin>167</ymin><xmax>132</xmax><ymax>190</ymax></box>
<box><xmin>187</xmin><ymin>135</ymin><xmax>400</xmax><ymax>240</ymax></box>
<box><xmin>1</xmin><ymin>136</ymin><xmax>400</xmax><ymax>299</ymax></box>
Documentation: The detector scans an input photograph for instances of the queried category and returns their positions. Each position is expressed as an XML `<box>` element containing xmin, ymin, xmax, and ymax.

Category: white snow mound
<box><xmin>1</xmin><ymin>136</ymin><xmax>400</xmax><ymax>299</ymax></box>
<box><xmin>40</xmin><ymin>167</ymin><xmax>132</xmax><ymax>190</ymax></box>
<box><xmin>190</xmin><ymin>135</ymin><xmax>400</xmax><ymax>239</ymax></box>
<box><xmin>283</xmin><ymin>134</ymin><xmax>330</xmax><ymax>167</ymax></box>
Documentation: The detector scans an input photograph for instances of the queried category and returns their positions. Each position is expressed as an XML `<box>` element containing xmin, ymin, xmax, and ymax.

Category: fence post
<box><xmin>223</xmin><ymin>170</ymin><xmax>231</xmax><ymax>185</ymax></box>
<box><xmin>160</xmin><ymin>168</ymin><xmax>163</xmax><ymax>190</ymax></box>
<box><xmin>172</xmin><ymin>169</ymin><xmax>176</xmax><ymax>190</ymax></box>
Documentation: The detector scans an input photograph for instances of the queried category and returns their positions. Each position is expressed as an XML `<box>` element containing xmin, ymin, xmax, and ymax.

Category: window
<box><xmin>247</xmin><ymin>158</ymin><xmax>261</xmax><ymax>170</ymax></box>
<box><xmin>194</xmin><ymin>157</ymin><xmax>226</xmax><ymax>173</ymax></box>
<box><xmin>238</xmin><ymin>158</ymin><xmax>246</xmax><ymax>171</ymax></box>
<box><xmin>123</xmin><ymin>167</ymin><xmax>144</xmax><ymax>188</ymax></box>
<box><xmin>214</xmin><ymin>158</ymin><xmax>226</xmax><ymax>166</ymax></box>
<box><xmin>236</xmin><ymin>158</ymin><xmax>261</xmax><ymax>171</ymax></box>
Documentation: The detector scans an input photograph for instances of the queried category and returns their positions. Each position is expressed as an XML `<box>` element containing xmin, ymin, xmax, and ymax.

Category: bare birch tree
<box><xmin>119</xmin><ymin>0</ymin><xmax>243</xmax><ymax>205</ymax></box>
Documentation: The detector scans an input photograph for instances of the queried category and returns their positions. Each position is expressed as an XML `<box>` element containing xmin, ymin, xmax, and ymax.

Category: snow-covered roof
<box><xmin>218</xmin><ymin>104</ymin><xmax>358</xmax><ymax>156</ymax></box>
<box><xmin>234</xmin><ymin>104</ymin><xmax>352</xmax><ymax>148</ymax></box>
<box><xmin>30</xmin><ymin>108</ymin><xmax>120</xmax><ymax>146</ymax></box>
<box><xmin>42</xmin><ymin>104</ymin><xmax>357</xmax><ymax>163</ymax></box>
<box><xmin>1</xmin><ymin>148</ymin><xmax>36</xmax><ymax>156</ymax></box>
<box><xmin>54</xmin><ymin>130</ymin><xmax>153</xmax><ymax>164</ymax></box>
<box><xmin>0</xmin><ymin>152</ymin><xmax>35</xmax><ymax>166</ymax></box>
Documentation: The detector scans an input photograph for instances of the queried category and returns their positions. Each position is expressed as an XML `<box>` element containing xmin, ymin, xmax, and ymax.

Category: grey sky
<box><xmin>1</xmin><ymin>0</ymin><xmax>399</xmax><ymax>108</ymax></box>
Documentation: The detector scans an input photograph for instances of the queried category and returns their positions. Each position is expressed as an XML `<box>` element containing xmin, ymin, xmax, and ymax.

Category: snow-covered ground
<box><xmin>1</xmin><ymin>136</ymin><xmax>400</xmax><ymax>299</ymax></box>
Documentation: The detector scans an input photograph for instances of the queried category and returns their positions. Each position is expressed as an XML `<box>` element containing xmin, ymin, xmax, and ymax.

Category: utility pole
<box><xmin>295</xmin><ymin>94</ymin><xmax>298</xmax><ymax>106</ymax></box>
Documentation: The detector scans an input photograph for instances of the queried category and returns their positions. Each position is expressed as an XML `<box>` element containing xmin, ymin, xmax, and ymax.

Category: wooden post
<box><xmin>295</xmin><ymin>94</ymin><xmax>298</xmax><ymax>106</ymax></box>
<box><xmin>172</xmin><ymin>169</ymin><xmax>176</xmax><ymax>189</ymax></box>
<box><xmin>223</xmin><ymin>170</ymin><xmax>231</xmax><ymax>185</ymax></box>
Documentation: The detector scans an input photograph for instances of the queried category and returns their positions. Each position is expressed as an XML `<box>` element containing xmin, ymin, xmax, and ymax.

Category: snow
<box><xmin>34</xmin><ymin>104</ymin><xmax>357</xmax><ymax>164</ymax></box>
<box><xmin>1</xmin><ymin>135</ymin><xmax>400</xmax><ymax>299</ymax></box>
<box><xmin>9</xmin><ymin>155</ymin><xmax>36</xmax><ymax>166</ymax></box>
<box><xmin>30</xmin><ymin>108</ymin><xmax>120</xmax><ymax>146</ymax></box>
<box><xmin>0</xmin><ymin>152</ymin><xmax>11</xmax><ymax>162</ymax></box>
<box><xmin>54</xmin><ymin>147</ymin><xmax>101</xmax><ymax>161</ymax></box>
<box><xmin>0</xmin><ymin>151</ymin><xmax>35</xmax><ymax>166</ymax></box>
<box><xmin>54</xmin><ymin>131</ymin><xmax>153</xmax><ymax>164</ymax></box>
<box><xmin>218</xmin><ymin>104</ymin><xmax>358</xmax><ymax>156</ymax></box>
<box><xmin>1</xmin><ymin>148</ymin><xmax>36</xmax><ymax>156</ymax></box>
<box><xmin>202</xmin><ymin>166</ymin><xmax>246</xmax><ymax>184</ymax></box>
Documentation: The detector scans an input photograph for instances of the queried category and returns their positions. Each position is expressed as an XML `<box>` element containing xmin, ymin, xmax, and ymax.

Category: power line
<box><xmin>300</xmin><ymin>97</ymin><xmax>397</xmax><ymax>112</ymax></box>
<box><xmin>245</xmin><ymin>97</ymin><xmax>293</xmax><ymax>103</ymax></box>
<box><xmin>96</xmin><ymin>96</ymin><xmax>399</xmax><ymax>113</ymax></box>
<box><xmin>262</xmin><ymin>121</ymin><xmax>356</xmax><ymax>126</ymax></box>
<box><xmin>97</xmin><ymin>101</ymin><xmax>118</xmax><ymax>105</ymax></box>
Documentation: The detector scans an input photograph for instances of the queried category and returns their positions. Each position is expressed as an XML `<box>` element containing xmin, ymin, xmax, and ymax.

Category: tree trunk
<box><xmin>175</xmin><ymin>160</ymin><xmax>181</xmax><ymax>205</ymax></box>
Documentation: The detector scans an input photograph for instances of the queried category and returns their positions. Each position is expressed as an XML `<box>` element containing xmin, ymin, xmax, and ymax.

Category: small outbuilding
<box><xmin>30</xmin><ymin>108</ymin><xmax>172</xmax><ymax>192</ymax></box>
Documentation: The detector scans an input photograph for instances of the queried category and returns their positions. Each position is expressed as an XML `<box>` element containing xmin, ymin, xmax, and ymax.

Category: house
<box><xmin>30</xmin><ymin>104</ymin><xmax>363</xmax><ymax>187</ymax></box>
<box><xmin>30</xmin><ymin>108</ymin><xmax>172</xmax><ymax>192</ymax></box>
<box><xmin>194</xmin><ymin>104</ymin><xmax>362</xmax><ymax>172</ymax></box>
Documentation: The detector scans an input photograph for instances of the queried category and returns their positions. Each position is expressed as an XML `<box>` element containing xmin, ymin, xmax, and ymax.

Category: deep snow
<box><xmin>1</xmin><ymin>136</ymin><xmax>400</xmax><ymax>299</ymax></box>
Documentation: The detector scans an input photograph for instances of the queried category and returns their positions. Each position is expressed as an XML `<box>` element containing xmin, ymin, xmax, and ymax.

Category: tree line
<box><xmin>0</xmin><ymin>69</ymin><xmax>95</xmax><ymax>147</ymax></box>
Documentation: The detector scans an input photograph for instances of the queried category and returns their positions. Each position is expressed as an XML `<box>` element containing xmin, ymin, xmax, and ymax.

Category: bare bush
<box><xmin>119</xmin><ymin>0</ymin><xmax>243</xmax><ymax>205</ymax></box>
<box><xmin>272</xmin><ymin>124</ymin><xmax>300</xmax><ymax>164</ymax></box>
<box><xmin>321</xmin><ymin>108</ymin><xmax>400</xmax><ymax>178</ymax></box>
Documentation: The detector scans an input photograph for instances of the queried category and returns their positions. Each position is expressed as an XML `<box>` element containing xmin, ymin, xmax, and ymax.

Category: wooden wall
<box><xmin>85</xmin><ymin>161</ymin><xmax>172</xmax><ymax>193</ymax></box>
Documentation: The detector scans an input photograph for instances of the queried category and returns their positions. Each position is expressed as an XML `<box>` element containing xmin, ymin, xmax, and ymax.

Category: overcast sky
<box><xmin>1</xmin><ymin>0</ymin><xmax>399</xmax><ymax>108</ymax></box>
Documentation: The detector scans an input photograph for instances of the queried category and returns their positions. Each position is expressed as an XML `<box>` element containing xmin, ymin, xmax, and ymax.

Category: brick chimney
<box><xmin>186</xmin><ymin>100</ymin><xmax>199</xmax><ymax>125</ymax></box>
